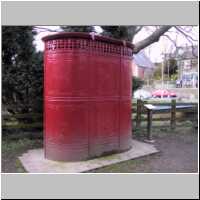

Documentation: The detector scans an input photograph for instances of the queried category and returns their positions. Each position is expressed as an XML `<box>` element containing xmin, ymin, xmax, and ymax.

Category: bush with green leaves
<box><xmin>2</xmin><ymin>26</ymin><xmax>43</xmax><ymax>116</ymax></box>
<box><xmin>132</xmin><ymin>76</ymin><xmax>144</xmax><ymax>94</ymax></box>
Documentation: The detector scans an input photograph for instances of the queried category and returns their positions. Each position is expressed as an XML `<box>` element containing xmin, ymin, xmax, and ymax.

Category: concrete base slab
<box><xmin>144</xmin><ymin>139</ymin><xmax>155</xmax><ymax>144</ymax></box>
<box><xmin>19</xmin><ymin>140</ymin><xmax>159</xmax><ymax>173</ymax></box>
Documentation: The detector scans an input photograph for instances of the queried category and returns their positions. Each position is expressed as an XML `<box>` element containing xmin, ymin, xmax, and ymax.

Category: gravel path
<box><xmin>88</xmin><ymin>126</ymin><xmax>198</xmax><ymax>173</ymax></box>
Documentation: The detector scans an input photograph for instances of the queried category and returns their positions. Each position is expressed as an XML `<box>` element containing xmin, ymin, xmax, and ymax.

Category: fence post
<box><xmin>147</xmin><ymin>108</ymin><xmax>153</xmax><ymax>140</ymax></box>
<box><xmin>171</xmin><ymin>99</ymin><xmax>176</xmax><ymax>130</ymax></box>
<box><xmin>136</xmin><ymin>99</ymin><xmax>142</xmax><ymax>129</ymax></box>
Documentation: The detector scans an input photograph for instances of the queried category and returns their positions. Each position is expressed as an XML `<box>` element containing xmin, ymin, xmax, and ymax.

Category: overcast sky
<box><xmin>34</xmin><ymin>26</ymin><xmax>198</xmax><ymax>63</ymax></box>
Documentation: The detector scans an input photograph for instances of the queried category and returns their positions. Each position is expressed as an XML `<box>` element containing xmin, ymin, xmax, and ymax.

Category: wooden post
<box><xmin>171</xmin><ymin>99</ymin><xmax>176</xmax><ymax>130</ymax></box>
<box><xmin>136</xmin><ymin>99</ymin><xmax>142</xmax><ymax>129</ymax></box>
<box><xmin>147</xmin><ymin>109</ymin><xmax>153</xmax><ymax>140</ymax></box>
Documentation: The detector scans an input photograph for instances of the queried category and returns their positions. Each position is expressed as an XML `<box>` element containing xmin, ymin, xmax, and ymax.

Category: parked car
<box><xmin>134</xmin><ymin>89</ymin><xmax>152</xmax><ymax>99</ymax></box>
<box><xmin>152</xmin><ymin>89</ymin><xmax>176</xmax><ymax>98</ymax></box>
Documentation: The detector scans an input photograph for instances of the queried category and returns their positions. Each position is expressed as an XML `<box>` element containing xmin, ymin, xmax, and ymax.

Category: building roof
<box><xmin>133</xmin><ymin>51</ymin><xmax>155</xmax><ymax>69</ymax></box>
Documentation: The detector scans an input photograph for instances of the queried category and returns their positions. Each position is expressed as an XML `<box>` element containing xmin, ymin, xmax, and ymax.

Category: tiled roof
<box><xmin>133</xmin><ymin>51</ymin><xmax>155</xmax><ymax>69</ymax></box>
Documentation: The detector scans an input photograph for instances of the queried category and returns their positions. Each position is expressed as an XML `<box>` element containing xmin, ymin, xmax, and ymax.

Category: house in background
<box><xmin>165</xmin><ymin>45</ymin><xmax>198</xmax><ymax>88</ymax></box>
<box><xmin>176</xmin><ymin>46</ymin><xmax>198</xmax><ymax>88</ymax></box>
<box><xmin>132</xmin><ymin>50</ymin><xmax>155</xmax><ymax>81</ymax></box>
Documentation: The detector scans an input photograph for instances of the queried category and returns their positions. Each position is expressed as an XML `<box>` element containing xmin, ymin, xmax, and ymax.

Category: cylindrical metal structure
<box><xmin>42</xmin><ymin>32</ymin><xmax>133</xmax><ymax>161</ymax></box>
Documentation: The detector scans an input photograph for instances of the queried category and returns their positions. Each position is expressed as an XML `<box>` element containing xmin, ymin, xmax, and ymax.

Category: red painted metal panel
<box><xmin>120</xmin><ymin>58</ymin><xmax>132</xmax><ymax>151</ymax></box>
<box><xmin>43</xmin><ymin>32</ymin><xmax>133</xmax><ymax>161</ymax></box>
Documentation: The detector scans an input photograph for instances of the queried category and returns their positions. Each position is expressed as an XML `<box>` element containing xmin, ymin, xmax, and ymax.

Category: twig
<box><xmin>175</xmin><ymin>26</ymin><xmax>198</xmax><ymax>42</ymax></box>
<box><xmin>33</xmin><ymin>26</ymin><xmax>61</xmax><ymax>33</ymax></box>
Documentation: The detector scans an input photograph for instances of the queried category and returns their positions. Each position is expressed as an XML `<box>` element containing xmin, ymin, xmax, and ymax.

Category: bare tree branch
<box><xmin>163</xmin><ymin>34</ymin><xmax>178</xmax><ymax>49</ymax></box>
<box><xmin>134</xmin><ymin>26</ymin><xmax>143</xmax><ymax>34</ymax></box>
<box><xmin>133</xmin><ymin>26</ymin><xmax>172</xmax><ymax>53</ymax></box>
<box><xmin>174</xmin><ymin>26</ymin><xmax>198</xmax><ymax>58</ymax></box>
<box><xmin>33</xmin><ymin>26</ymin><xmax>61</xmax><ymax>33</ymax></box>
<box><xmin>175</xmin><ymin>26</ymin><xmax>198</xmax><ymax>42</ymax></box>
<box><xmin>33</xmin><ymin>25</ymin><xmax>197</xmax><ymax>57</ymax></box>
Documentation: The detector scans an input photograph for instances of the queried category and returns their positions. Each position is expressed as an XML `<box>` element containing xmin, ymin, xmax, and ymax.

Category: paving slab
<box><xmin>19</xmin><ymin>140</ymin><xmax>159</xmax><ymax>173</ymax></box>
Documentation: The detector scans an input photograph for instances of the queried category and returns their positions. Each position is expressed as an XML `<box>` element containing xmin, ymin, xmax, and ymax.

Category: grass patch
<box><xmin>2</xmin><ymin>120</ymin><xmax>197</xmax><ymax>173</ymax></box>
<box><xmin>15</xmin><ymin>159</ymin><xmax>26</xmax><ymax>173</ymax></box>
<box><xmin>2</xmin><ymin>138</ymin><xmax>42</xmax><ymax>154</ymax></box>
<box><xmin>2</xmin><ymin>131</ymin><xmax>43</xmax><ymax>140</ymax></box>
<box><xmin>2</xmin><ymin>138</ymin><xmax>43</xmax><ymax>173</ymax></box>
<box><xmin>132</xmin><ymin>120</ymin><xmax>196</xmax><ymax>140</ymax></box>
<box><xmin>86</xmin><ymin>158</ymin><xmax>144</xmax><ymax>173</ymax></box>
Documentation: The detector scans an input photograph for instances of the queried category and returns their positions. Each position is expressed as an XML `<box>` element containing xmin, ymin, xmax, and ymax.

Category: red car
<box><xmin>152</xmin><ymin>89</ymin><xmax>176</xmax><ymax>98</ymax></box>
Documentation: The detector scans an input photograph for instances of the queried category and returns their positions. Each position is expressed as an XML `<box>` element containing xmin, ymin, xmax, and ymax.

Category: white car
<box><xmin>134</xmin><ymin>89</ymin><xmax>152</xmax><ymax>99</ymax></box>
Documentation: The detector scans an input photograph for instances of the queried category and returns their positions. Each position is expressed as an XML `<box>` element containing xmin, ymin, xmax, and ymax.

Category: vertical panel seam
<box><xmin>118</xmin><ymin>47</ymin><xmax>122</xmax><ymax>149</ymax></box>
<box><xmin>87</xmin><ymin>40</ymin><xmax>90</xmax><ymax>158</ymax></box>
